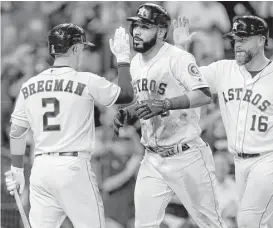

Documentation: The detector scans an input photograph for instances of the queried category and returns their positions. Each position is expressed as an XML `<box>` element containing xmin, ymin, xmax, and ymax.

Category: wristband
<box><xmin>163</xmin><ymin>98</ymin><xmax>173</xmax><ymax>111</ymax></box>
<box><xmin>117</xmin><ymin>56</ymin><xmax>130</xmax><ymax>64</ymax></box>
<box><xmin>117</xmin><ymin>62</ymin><xmax>130</xmax><ymax>68</ymax></box>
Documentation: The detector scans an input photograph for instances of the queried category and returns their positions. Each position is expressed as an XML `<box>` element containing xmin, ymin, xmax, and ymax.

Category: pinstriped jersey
<box><xmin>130</xmin><ymin>42</ymin><xmax>208</xmax><ymax>148</ymax></box>
<box><xmin>11</xmin><ymin>67</ymin><xmax>120</xmax><ymax>154</ymax></box>
<box><xmin>200</xmin><ymin>60</ymin><xmax>273</xmax><ymax>155</ymax></box>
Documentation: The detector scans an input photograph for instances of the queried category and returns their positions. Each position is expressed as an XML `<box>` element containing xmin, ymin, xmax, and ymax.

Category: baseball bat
<box><xmin>14</xmin><ymin>188</ymin><xmax>31</xmax><ymax>228</ymax></box>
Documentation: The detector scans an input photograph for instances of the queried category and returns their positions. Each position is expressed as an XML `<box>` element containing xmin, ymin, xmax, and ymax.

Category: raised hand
<box><xmin>109</xmin><ymin>27</ymin><xmax>130</xmax><ymax>63</ymax></box>
<box><xmin>172</xmin><ymin>16</ymin><xmax>196</xmax><ymax>50</ymax></box>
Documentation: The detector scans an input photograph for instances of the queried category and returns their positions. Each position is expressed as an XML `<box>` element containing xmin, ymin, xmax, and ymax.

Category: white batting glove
<box><xmin>172</xmin><ymin>16</ymin><xmax>197</xmax><ymax>50</ymax></box>
<box><xmin>5</xmin><ymin>166</ymin><xmax>25</xmax><ymax>195</ymax></box>
<box><xmin>109</xmin><ymin>27</ymin><xmax>130</xmax><ymax>63</ymax></box>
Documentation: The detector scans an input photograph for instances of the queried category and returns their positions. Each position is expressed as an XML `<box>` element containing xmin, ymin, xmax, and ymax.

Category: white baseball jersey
<box><xmin>200</xmin><ymin>60</ymin><xmax>273</xmax><ymax>155</ymax></box>
<box><xmin>130</xmin><ymin>42</ymin><xmax>208</xmax><ymax>148</ymax></box>
<box><xmin>11</xmin><ymin>66</ymin><xmax>121</xmax><ymax>154</ymax></box>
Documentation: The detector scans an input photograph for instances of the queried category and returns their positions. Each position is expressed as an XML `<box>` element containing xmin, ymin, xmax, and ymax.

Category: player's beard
<box><xmin>235</xmin><ymin>48</ymin><xmax>258</xmax><ymax>66</ymax></box>
<box><xmin>133</xmin><ymin>33</ymin><xmax>157</xmax><ymax>53</ymax></box>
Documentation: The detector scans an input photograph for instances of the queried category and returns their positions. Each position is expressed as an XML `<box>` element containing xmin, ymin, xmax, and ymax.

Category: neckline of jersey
<box><xmin>139</xmin><ymin>42</ymin><xmax>169</xmax><ymax>67</ymax></box>
<box><xmin>248</xmin><ymin>60</ymin><xmax>272</xmax><ymax>74</ymax></box>
<box><xmin>247</xmin><ymin>60</ymin><xmax>272</xmax><ymax>78</ymax></box>
<box><xmin>41</xmin><ymin>66</ymin><xmax>75</xmax><ymax>75</ymax></box>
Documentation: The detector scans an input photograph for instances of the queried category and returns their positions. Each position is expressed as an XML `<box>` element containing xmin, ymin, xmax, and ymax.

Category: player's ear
<box><xmin>259</xmin><ymin>36</ymin><xmax>266</xmax><ymax>47</ymax></box>
<box><xmin>70</xmin><ymin>44</ymin><xmax>80</xmax><ymax>56</ymax></box>
<box><xmin>158</xmin><ymin>28</ymin><xmax>167</xmax><ymax>39</ymax></box>
<box><xmin>72</xmin><ymin>45</ymin><xmax>78</xmax><ymax>55</ymax></box>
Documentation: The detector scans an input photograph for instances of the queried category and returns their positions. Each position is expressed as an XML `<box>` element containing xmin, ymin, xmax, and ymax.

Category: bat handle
<box><xmin>14</xmin><ymin>188</ymin><xmax>31</xmax><ymax>228</ymax></box>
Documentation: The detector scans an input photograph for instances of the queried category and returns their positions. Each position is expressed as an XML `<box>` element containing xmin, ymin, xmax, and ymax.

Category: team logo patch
<box><xmin>188</xmin><ymin>63</ymin><xmax>201</xmax><ymax>77</ymax></box>
<box><xmin>233</xmin><ymin>21</ymin><xmax>239</xmax><ymax>30</ymax></box>
<box><xmin>138</xmin><ymin>7</ymin><xmax>149</xmax><ymax>18</ymax></box>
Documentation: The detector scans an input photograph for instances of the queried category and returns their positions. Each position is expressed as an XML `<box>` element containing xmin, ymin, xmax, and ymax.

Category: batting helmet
<box><xmin>48</xmin><ymin>23</ymin><xmax>95</xmax><ymax>56</ymax></box>
<box><xmin>224</xmin><ymin>15</ymin><xmax>269</xmax><ymax>46</ymax></box>
<box><xmin>127</xmin><ymin>3</ymin><xmax>171</xmax><ymax>39</ymax></box>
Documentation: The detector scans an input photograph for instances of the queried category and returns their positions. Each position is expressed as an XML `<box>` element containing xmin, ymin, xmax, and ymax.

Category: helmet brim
<box><xmin>83</xmin><ymin>41</ymin><xmax>95</xmax><ymax>47</ymax></box>
<box><xmin>223</xmin><ymin>31</ymin><xmax>252</xmax><ymax>39</ymax></box>
<box><xmin>127</xmin><ymin>16</ymin><xmax>153</xmax><ymax>25</ymax></box>
<box><xmin>127</xmin><ymin>16</ymin><xmax>140</xmax><ymax>21</ymax></box>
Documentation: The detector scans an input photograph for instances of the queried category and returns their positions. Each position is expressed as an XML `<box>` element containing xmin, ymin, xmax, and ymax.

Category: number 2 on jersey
<box><xmin>42</xmin><ymin>97</ymin><xmax>60</xmax><ymax>131</ymax></box>
<box><xmin>250</xmin><ymin>115</ymin><xmax>268</xmax><ymax>132</ymax></box>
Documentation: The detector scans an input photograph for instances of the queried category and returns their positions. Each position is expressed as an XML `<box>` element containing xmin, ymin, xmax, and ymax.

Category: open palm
<box><xmin>172</xmin><ymin>16</ymin><xmax>196</xmax><ymax>48</ymax></box>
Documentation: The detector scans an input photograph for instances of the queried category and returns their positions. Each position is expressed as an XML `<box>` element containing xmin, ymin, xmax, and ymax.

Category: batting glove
<box><xmin>113</xmin><ymin>109</ymin><xmax>128</xmax><ymax>137</ymax></box>
<box><xmin>113</xmin><ymin>103</ymin><xmax>139</xmax><ymax>137</ymax></box>
<box><xmin>136</xmin><ymin>99</ymin><xmax>173</xmax><ymax>120</ymax></box>
<box><xmin>5</xmin><ymin>166</ymin><xmax>25</xmax><ymax>195</ymax></box>
<box><xmin>109</xmin><ymin>27</ymin><xmax>130</xmax><ymax>63</ymax></box>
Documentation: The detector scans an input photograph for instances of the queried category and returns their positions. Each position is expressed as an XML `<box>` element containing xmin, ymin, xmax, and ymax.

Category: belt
<box><xmin>237</xmin><ymin>152</ymin><xmax>260</xmax><ymax>159</ymax></box>
<box><xmin>35</xmin><ymin>152</ymin><xmax>78</xmax><ymax>158</ymax></box>
<box><xmin>146</xmin><ymin>143</ymin><xmax>190</xmax><ymax>158</ymax></box>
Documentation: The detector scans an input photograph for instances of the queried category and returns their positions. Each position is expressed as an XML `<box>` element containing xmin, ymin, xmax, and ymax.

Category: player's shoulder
<box><xmin>76</xmin><ymin>71</ymin><xmax>99</xmax><ymax>79</ymax></box>
<box><xmin>20</xmin><ymin>72</ymin><xmax>41</xmax><ymax>87</ymax></box>
<box><xmin>21</xmin><ymin>68</ymin><xmax>104</xmax><ymax>88</ymax></box>
<box><xmin>214</xmin><ymin>59</ymin><xmax>237</xmax><ymax>66</ymax></box>
<box><xmin>165</xmin><ymin>43</ymin><xmax>196</xmax><ymax>62</ymax></box>
<box><xmin>166</xmin><ymin>43</ymin><xmax>189</xmax><ymax>55</ymax></box>
<box><xmin>75</xmin><ymin>71</ymin><xmax>107</xmax><ymax>85</ymax></box>
<box><xmin>206</xmin><ymin>59</ymin><xmax>238</xmax><ymax>71</ymax></box>
<box><xmin>23</xmin><ymin>67</ymin><xmax>76</xmax><ymax>84</ymax></box>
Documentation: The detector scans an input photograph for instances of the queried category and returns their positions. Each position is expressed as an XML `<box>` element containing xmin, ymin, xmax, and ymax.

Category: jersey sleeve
<box><xmin>87</xmin><ymin>74</ymin><xmax>121</xmax><ymax>107</ymax></box>
<box><xmin>10</xmin><ymin>87</ymin><xmax>30</xmax><ymax>128</ymax></box>
<box><xmin>199</xmin><ymin>62</ymin><xmax>219</xmax><ymax>93</ymax></box>
<box><xmin>172</xmin><ymin>53</ymin><xmax>208</xmax><ymax>91</ymax></box>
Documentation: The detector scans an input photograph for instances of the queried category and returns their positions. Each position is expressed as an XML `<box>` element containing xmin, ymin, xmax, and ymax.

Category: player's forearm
<box><xmin>11</xmin><ymin>155</ymin><xmax>24</xmax><ymax>168</ymax></box>
<box><xmin>115</xmin><ymin>63</ymin><xmax>134</xmax><ymax>104</ymax></box>
<box><xmin>10</xmin><ymin>137</ymin><xmax>27</xmax><ymax>168</ymax></box>
<box><xmin>112</xmin><ymin>155</ymin><xmax>141</xmax><ymax>187</ymax></box>
<box><xmin>9</xmin><ymin>123</ymin><xmax>29</xmax><ymax>168</ymax></box>
<box><xmin>166</xmin><ymin>87</ymin><xmax>212</xmax><ymax>110</ymax></box>
<box><xmin>187</xmin><ymin>87</ymin><xmax>212</xmax><ymax>108</ymax></box>
<box><xmin>130</xmin><ymin>131</ymin><xmax>143</xmax><ymax>155</ymax></box>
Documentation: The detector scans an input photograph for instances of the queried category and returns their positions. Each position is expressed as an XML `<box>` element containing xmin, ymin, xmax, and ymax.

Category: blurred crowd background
<box><xmin>1</xmin><ymin>1</ymin><xmax>273</xmax><ymax>228</ymax></box>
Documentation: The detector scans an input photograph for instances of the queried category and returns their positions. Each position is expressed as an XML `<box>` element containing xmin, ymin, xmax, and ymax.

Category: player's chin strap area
<box><xmin>146</xmin><ymin>143</ymin><xmax>190</xmax><ymax>158</ymax></box>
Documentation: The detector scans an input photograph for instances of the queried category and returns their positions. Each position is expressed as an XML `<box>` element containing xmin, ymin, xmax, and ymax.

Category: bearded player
<box><xmin>4</xmin><ymin>23</ymin><xmax>133</xmax><ymax>228</ymax></box>
<box><xmin>151</xmin><ymin>15</ymin><xmax>273</xmax><ymax>228</ymax></box>
<box><xmin>113</xmin><ymin>3</ymin><xmax>227</xmax><ymax>228</ymax></box>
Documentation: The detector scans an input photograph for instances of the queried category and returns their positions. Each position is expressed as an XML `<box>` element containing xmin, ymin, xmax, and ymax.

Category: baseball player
<box><xmin>4</xmin><ymin>23</ymin><xmax>133</xmax><ymax>228</ymax></box>
<box><xmin>113</xmin><ymin>3</ymin><xmax>227</xmax><ymax>228</ymax></box>
<box><xmin>170</xmin><ymin>15</ymin><xmax>273</xmax><ymax>228</ymax></box>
